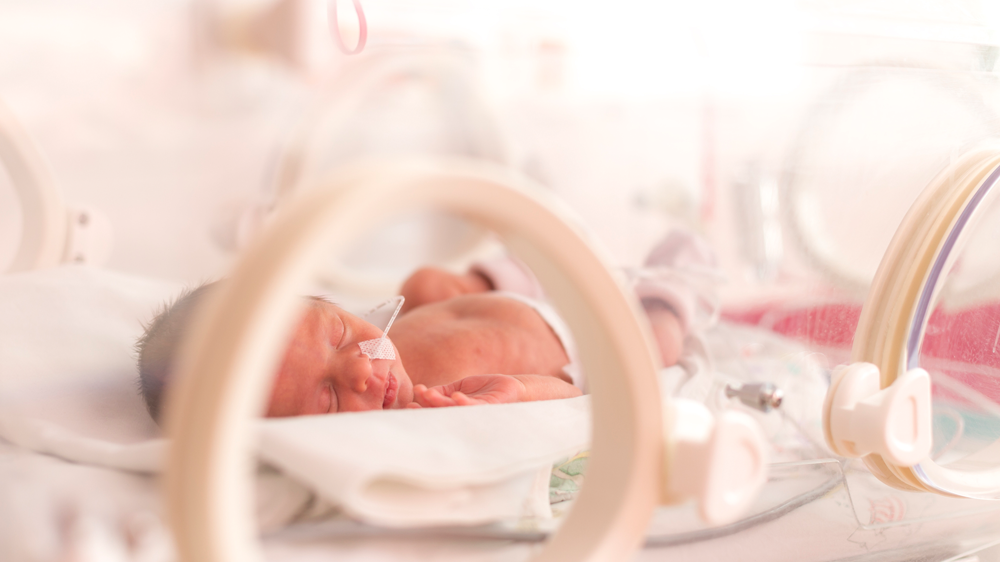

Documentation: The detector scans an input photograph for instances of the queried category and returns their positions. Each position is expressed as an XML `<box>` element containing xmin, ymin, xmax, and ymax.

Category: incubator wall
<box><xmin>6</xmin><ymin>1</ymin><xmax>1000</xmax><ymax>562</ymax></box>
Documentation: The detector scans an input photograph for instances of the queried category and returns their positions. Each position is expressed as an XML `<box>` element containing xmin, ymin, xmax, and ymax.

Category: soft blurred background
<box><xmin>2</xmin><ymin>0</ymin><xmax>1000</xmax><ymax>305</ymax></box>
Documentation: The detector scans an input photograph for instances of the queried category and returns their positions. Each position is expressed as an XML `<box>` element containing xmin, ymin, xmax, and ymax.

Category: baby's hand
<box><xmin>410</xmin><ymin>375</ymin><xmax>525</xmax><ymax>408</ymax></box>
<box><xmin>644</xmin><ymin>303</ymin><xmax>684</xmax><ymax>367</ymax></box>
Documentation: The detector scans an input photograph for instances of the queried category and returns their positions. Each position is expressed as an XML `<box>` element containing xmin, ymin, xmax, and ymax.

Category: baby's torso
<box><xmin>391</xmin><ymin>294</ymin><xmax>571</xmax><ymax>388</ymax></box>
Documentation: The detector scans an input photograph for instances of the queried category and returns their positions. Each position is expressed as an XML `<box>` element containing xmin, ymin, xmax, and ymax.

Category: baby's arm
<box><xmin>410</xmin><ymin>374</ymin><xmax>581</xmax><ymax>408</ymax></box>
<box><xmin>643</xmin><ymin>299</ymin><xmax>684</xmax><ymax>367</ymax></box>
<box><xmin>399</xmin><ymin>267</ymin><xmax>492</xmax><ymax>312</ymax></box>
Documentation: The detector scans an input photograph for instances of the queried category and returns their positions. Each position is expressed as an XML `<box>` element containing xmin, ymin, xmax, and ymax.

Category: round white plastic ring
<box><xmin>164</xmin><ymin>158</ymin><xmax>664</xmax><ymax>562</ymax></box>
<box><xmin>854</xmin><ymin>146</ymin><xmax>1000</xmax><ymax>496</ymax></box>
<box><xmin>268</xmin><ymin>52</ymin><xmax>511</xmax><ymax>297</ymax></box>
<box><xmin>0</xmin><ymin>99</ymin><xmax>67</xmax><ymax>273</ymax></box>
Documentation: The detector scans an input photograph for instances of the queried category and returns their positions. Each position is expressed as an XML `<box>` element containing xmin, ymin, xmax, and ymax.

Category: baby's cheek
<box><xmin>265</xmin><ymin>341</ymin><xmax>317</xmax><ymax>417</ymax></box>
<box><xmin>264</xmin><ymin>370</ymin><xmax>294</xmax><ymax>417</ymax></box>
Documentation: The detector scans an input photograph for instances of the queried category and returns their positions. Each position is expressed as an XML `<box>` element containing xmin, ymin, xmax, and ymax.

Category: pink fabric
<box><xmin>473</xmin><ymin>228</ymin><xmax>721</xmax><ymax>339</ymax></box>
<box><xmin>724</xmin><ymin>299</ymin><xmax>1000</xmax><ymax>404</ymax></box>
<box><xmin>632</xmin><ymin>229</ymin><xmax>721</xmax><ymax>336</ymax></box>
<box><xmin>633</xmin><ymin>279</ymin><xmax>696</xmax><ymax>335</ymax></box>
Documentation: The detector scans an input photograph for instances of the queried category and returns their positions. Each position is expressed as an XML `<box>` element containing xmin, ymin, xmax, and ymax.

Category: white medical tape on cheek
<box><xmin>359</xmin><ymin>296</ymin><xmax>405</xmax><ymax>361</ymax></box>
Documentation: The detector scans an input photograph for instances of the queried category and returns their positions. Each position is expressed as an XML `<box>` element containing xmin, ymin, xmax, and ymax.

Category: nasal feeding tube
<box><xmin>359</xmin><ymin>296</ymin><xmax>405</xmax><ymax>360</ymax></box>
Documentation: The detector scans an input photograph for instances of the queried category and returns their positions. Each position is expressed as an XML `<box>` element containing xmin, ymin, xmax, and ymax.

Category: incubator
<box><xmin>5</xmin><ymin>1</ymin><xmax>1000</xmax><ymax>562</ymax></box>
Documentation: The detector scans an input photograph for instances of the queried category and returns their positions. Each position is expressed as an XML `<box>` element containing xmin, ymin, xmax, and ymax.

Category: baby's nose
<box><xmin>343</xmin><ymin>353</ymin><xmax>374</xmax><ymax>393</ymax></box>
<box><xmin>352</xmin><ymin>375</ymin><xmax>368</xmax><ymax>393</ymax></box>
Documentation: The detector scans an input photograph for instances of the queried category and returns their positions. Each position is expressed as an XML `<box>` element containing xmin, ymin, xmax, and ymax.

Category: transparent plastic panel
<box><xmin>703</xmin><ymin>7</ymin><xmax>1000</xmax><ymax>558</ymax></box>
<box><xmin>721</xmin><ymin>66</ymin><xmax>1000</xmax><ymax>388</ymax></box>
<box><xmin>783</xmin><ymin>68</ymin><xmax>1000</xmax><ymax>294</ymax></box>
<box><xmin>911</xmin><ymin>166</ymin><xmax>1000</xmax><ymax>471</ymax></box>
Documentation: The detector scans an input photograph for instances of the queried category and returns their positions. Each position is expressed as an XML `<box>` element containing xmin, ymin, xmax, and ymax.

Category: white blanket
<box><xmin>0</xmin><ymin>393</ymin><xmax>590</xmax><ymax>527</ymax></box>
<box><xmin>257</xmin><ymin>398</ymin><xmax>589</xmax><ymax>526</ymax></box>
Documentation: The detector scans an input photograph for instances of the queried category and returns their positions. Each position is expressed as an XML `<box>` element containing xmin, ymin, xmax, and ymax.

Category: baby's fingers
<box><xmin>426</xmin><ymin>387</ymin><xmax>459</xmax><ymax>407</ymax></box>
<box><xmin>413</xmin><ymin>384</ymin><xmax>440</xmax><ymax>405</ymax></box>
<box><xmin>452</xmin><ymin>392</ymin><xmax>485</xmax><ymax>406</ymax></box>
<box><xmin>415</xmin><ymin>386</ymin><xmax>458</xmax><ymax>408</ymax></box>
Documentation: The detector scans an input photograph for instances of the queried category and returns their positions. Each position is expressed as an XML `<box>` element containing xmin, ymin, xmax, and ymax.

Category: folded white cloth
<box><xmin>0</xmin><ymin>413</ymin><xmax>165</xmax><ymax>473</ymax></box>
<box><xmin>257</xmin><ymin>397</ymin><xmax>590</xmax><ymax>527</ymax></box>
<box><xmin>0</xmin><ymin>396</ymin><xmax>590</xmax><ymax>527</ymax></box>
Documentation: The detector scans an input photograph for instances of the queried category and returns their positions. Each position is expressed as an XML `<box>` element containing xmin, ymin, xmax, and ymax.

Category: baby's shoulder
<box><xmin>442</xmin><ymin>293</ymin><xmax>539</xmax><ymax>323</ymax></box>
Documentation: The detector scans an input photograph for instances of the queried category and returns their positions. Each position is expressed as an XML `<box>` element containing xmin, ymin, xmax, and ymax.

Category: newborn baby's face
<box><xmin>266</xmin><ymin>297</ymin><xmax>414</xmax><ymax>417</ymax></box>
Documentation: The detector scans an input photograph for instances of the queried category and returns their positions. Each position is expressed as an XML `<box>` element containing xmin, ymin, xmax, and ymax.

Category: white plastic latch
<box><xmin>823</xmin><ymin>362</ymin><xmax>932</xmax><ymax>466</ymax></box>
<box><xmin>662</xmin><ymin>399</ymin><xmax>769</xmax><ymax>526</ymax></box>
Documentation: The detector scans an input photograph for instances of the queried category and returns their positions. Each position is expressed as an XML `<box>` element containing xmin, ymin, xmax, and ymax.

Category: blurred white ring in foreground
<box><xmin>164</xmin><ymin>158</ymin><xmax>664</xmax><ymax>562</ymax></box>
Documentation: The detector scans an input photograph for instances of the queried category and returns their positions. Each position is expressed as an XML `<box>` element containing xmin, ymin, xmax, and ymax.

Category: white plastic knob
<box><xmin>63</xmin><ymin>205</ymin><xmax>113</xmax><ymax>266</ymax></box>
<box><xmin>662</xmin><ymin>399</ymin><xmax>769</xmax><ymax>526</ymax></box>
<box><xmin>824</xmin><ymin>362</ymin><xmax>932</xmax><ymax>466</ymax></box>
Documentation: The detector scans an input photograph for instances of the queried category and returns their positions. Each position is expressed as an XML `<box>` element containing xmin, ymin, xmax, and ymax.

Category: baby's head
<box><xmin>136</xmin><ymin>283</ymin><xmax>217</xmax><ymax>422</ymax></box>
<box><xmin>137</xmin><ymin>284</ymin><xmax>414</xmax><ymax>422</ymax></box>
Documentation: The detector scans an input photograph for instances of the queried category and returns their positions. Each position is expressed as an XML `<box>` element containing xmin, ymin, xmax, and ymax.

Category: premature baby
<box><xmin>137</xmin><ymin>230</ymin><xmax>715</xmax><ymax>420</ymax></box>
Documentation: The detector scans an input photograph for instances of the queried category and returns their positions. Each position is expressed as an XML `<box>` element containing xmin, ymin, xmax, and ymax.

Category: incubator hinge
<box><xmin>661</xmin><ymin>398</ymin><xmax>769</xmax><ymax>526</ymax></box>
<box><xmin>823</xmin><ymin>362</ymin><xmax>932</xmax><ymax>466</ymax></box>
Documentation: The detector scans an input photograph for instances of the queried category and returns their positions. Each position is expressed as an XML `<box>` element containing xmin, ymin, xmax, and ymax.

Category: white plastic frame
<box><xmin>0</xmin><ymin>99</ymin><xmax>67</xmax><ymax>272</ymax></box>
<box><xmin>164</xmin><ymin>159</ymin><xmax>664</xmax><ymax>562</ymax></box>
<box><xmin>853</xmin><ymin>147</ymin><xmax>1000</xmax><ymax>496</ymax></box>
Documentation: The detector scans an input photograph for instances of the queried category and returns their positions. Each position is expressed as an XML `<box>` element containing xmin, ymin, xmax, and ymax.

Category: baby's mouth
<box><xmin>382</xmin><ymin>372</ymin><xmax>398</xmax><ymax>409</ymax></box>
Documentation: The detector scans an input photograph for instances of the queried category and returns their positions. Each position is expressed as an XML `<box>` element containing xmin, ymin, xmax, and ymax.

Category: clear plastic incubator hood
<box><xmin>111</xmin><ymin>1</ymin><xmax>1000</xmax><ymax>561</ymax></box>
<box><xmin>9</xmin><ymin>1</ymin><xmax>1000</xmax><ymax>562</ymax></box>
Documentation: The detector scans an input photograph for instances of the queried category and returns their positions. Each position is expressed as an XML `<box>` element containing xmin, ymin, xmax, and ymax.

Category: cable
<box><xmin>643</xmin><ymin>474</ymin><xmax>842</xmax><ymax>547</ymax></box>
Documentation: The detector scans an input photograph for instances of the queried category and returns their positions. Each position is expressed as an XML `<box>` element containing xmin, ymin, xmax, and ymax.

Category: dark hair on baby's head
<box><xmin>136</xmin><ymin>282</ymin><xmax>219</xmax><ymax>422</ymax></box>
